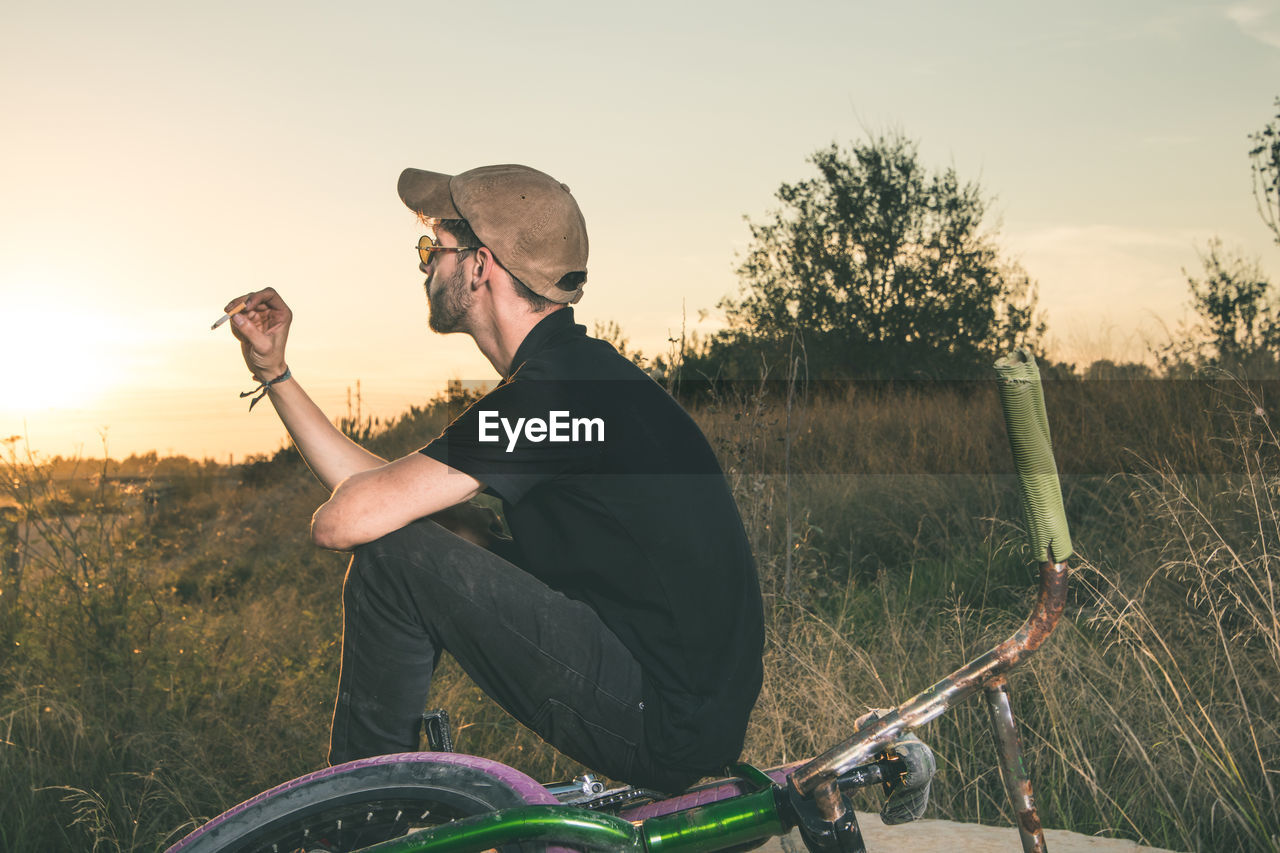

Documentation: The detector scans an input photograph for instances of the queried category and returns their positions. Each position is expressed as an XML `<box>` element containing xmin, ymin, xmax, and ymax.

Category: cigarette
<box><xmin>210</xmin><ymin>302</ymin><xmax>247</xmax><ymax>330</ymax></box>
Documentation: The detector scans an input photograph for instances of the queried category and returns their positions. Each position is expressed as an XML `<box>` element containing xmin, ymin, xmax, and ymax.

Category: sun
<box><xmin>0</xmin><ymin>299</ymin><xmax>117</xmax><ymax>412</ymax></box>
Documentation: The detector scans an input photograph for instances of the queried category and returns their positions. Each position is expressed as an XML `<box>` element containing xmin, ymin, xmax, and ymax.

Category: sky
<box><xmin>3</xmin><ymin>0</ymin><xmax>1280</xmax><ymax>461</ymax></box>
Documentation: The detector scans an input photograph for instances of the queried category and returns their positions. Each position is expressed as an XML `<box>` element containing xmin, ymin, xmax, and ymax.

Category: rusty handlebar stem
<box><xmin>789</xmin><ymin>558</ymin><xmax>1069</xmax><ymax>798</ymax></box>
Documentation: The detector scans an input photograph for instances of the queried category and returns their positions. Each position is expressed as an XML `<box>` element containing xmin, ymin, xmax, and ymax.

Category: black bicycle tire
<box><xmin>166</xmin><ymin>752</ymin><xmax>559</xmax><ymax>853</ymax></box>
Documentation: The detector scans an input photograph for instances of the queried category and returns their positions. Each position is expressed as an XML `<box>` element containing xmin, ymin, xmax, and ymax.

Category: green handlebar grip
<box><xmin>994</xmin><ymin>349</ymin><xmax>1073</xmax><ymax>563</ymax></box>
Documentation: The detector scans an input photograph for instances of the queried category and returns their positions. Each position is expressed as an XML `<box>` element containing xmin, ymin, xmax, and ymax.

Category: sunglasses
<box><xmin>417</xmin><ymin>234</ymin><xmax>479</xmax><ymax>265</ymax></box>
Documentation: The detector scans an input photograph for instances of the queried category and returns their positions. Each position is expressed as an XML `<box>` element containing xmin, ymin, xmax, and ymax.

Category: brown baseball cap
<box><xmin>398</xmin><ymin>164</ymin><xmax>588</xmax><ymax>304</ymax></box>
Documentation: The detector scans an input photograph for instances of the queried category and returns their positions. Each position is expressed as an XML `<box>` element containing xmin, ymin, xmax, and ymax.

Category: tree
<box><xmin>1160</xmin><ymin>98</ymin><xmax>1280</xmax><ymax>377</ymax></box>
<box><xmin>1162</xmin><ymin>239</ymin><xmax>1279</xmax><ymax>375</ymax></box>
<box><xmin>1250</xmin><ymin>97</ymin><xmax>1280</xmax><ymax>246</ymax></box>
<box><xmin>1190</xmin><ymin>240</ymin><xmax>1277</xmax><ymax>365</ymax></box>
<box><xmin>708</xmin><ymin>134</ymin><xmax>1041</xmax><ymax>379</ymax></box>
<box><xmin>1082</xmin><ymin>359</ymin><xmax>1154</xmax><ymax>381</ymax></box>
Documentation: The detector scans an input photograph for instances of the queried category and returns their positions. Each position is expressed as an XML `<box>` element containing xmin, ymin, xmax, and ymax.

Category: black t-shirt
<box><xmin>420</xmin><ymin>308</ymin><xmax>764</xmax><ymax>774</ymax></box>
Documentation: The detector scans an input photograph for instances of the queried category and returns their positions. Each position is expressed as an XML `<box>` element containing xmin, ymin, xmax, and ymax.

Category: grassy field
<box><xmin>1</xmin><ymin>377</ymin><xmax>1277</xmax><ymax>851</ymax></box>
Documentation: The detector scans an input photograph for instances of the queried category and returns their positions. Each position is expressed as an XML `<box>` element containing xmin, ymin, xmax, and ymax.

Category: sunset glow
<box><xmin>1</xmin><ymin>290</ymin><xmax>121</xmax><ymax>413</ymax></box>
<box><xmin>2</xmin><ymin>2</ymin><xmax>1278</xmax><ymax>460</ymax></box>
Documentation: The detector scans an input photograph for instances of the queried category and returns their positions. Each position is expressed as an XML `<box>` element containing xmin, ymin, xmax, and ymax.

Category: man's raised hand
<box><xmin>227</xmin><ymin>287</ymin><xmax>292</xmax><ymax>381</ymax></box>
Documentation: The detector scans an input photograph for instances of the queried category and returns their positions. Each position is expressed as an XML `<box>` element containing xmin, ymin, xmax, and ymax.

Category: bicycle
<box><xmin>166</xmin><ymin>349</ymin><xmax>1071</xmax><ymax>853</ymax></box>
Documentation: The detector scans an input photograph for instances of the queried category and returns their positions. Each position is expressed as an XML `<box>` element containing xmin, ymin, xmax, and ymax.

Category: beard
<box><xmin>427</xmin><ymin>262</ymin><xmax>471</xmax><ymax>334</ymax></box>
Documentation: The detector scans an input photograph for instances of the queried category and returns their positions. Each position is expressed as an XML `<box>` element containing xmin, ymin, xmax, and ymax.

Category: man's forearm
<box><xmin>261</xmin><ymin>372</ymin><xmax>386</xmax><ymax>491</ymax></box>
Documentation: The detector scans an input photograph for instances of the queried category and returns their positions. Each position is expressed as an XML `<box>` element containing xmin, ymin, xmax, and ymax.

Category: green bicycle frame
<box><xmin>354</xmin><ymin>778</ymin><xmax>786</xmax><ymax>853</ymax></box>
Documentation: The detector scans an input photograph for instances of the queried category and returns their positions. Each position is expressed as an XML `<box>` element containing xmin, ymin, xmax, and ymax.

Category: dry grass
<box><xmin>1</xmin><ymin>379</ymin><xmax>1278</xmax><ymax>850</ymax></box>
<box><xmin>723</xmin><ymin>380</ymin><xmax>1280</xmax><ymax>851</ymax></box>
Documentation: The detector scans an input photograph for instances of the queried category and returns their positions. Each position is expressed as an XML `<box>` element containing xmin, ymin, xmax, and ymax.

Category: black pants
<box><xmin>328</xmin><ymin>518</ymin><xmax>695</xmax><ymax>792</ymax></box>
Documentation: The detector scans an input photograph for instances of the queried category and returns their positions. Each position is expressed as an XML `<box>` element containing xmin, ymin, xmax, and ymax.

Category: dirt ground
<box><xmin>757</xmin><ymin>813</ymin><xmax>1180</xmax><ymax>853</ymax></box>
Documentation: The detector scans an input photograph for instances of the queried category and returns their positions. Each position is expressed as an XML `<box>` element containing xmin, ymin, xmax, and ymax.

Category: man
<box><xmin>225</xmin><ymin>163</ymin><xmax>764</xmax><ymax>794</ymax></box>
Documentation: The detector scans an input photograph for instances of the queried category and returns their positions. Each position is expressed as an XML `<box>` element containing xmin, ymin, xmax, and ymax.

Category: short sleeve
<box><xmin>420</xmin><ymin>376</ymin><xmax>607</xmax><ymax>504</ymax></box>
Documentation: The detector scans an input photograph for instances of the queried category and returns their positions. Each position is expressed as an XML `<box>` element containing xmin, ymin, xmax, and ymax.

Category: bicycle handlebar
<box><xmin>788</xmin><ymin>350</ymin><xmax>1073</xmax><ymax>804</ymax></box>
<box><xmin>994</xmin><ymin>348</ymin><xmax>1073</xmax><ymax>563</ymax></box>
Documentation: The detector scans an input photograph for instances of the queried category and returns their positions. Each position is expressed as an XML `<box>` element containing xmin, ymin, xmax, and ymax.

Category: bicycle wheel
<box><xmin>166</xmin><ymin>752</ymin><xmax>559</xmax><ymax>853</ymax></box>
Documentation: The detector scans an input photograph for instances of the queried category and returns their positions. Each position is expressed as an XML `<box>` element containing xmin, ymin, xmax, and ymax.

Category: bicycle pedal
<box><xmin>421</xmin><ymin>708</ymin><xmax>454</xmax><ymax>752</ymax></box>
